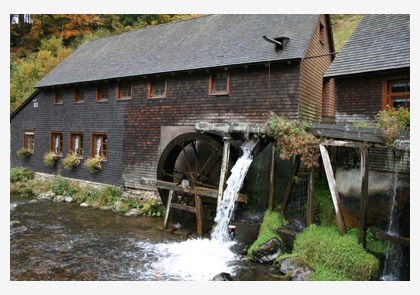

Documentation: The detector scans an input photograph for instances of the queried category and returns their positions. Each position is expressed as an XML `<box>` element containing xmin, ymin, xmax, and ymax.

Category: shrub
<box><xmin>10</xmin><ymin>167</ymin><xmax>35</xmax><ymax>183</ymax></box>
<box><xmin>292</xmin><ymin>224</ymin><xmax>380</xmax><ymax>281</ymax></box>
<box><xmin>376</xmin><ymin>106</ymin><xmax>410</xmax><ymax>148</ymax></box>
<box><xmin>264</xmin><ymin>113</ymin><xmax>320</xmax><ymax>168</ymax></box>
<box><xmin>84</xmin><ymin>156</ymin><xmax>102</xmax><ymax>173</ymax></box>
<box><xmin>43</xmin><ymin>151</ymin><xmax>59</xmax><ymax>167</ymax></box>
<box><xmin>50</xmin><ymin>174</ymin><xmax>70</xmax><ymax>195</ymax></box>
<box><xmin>63</xmin><ymin>151</ymin><xmax>81</xmax><ymax>170</ymax></box>
<box><xmin>17</xmin><ymin>147</ymin><xmax>32</xmax><ymax>159</ymax></box>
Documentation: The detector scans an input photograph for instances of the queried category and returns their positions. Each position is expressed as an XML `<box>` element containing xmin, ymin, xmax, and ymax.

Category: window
<box><xmin>118</xmin><ymin>80</ymin><xmax>133</xmax><ymax>99</ymax></box>
<box><xmin>385</xmin><ymin>79</ymin><xmax>410</xmax><ymax>109</ymax></box>
<box><xmin>74</xmin><ymin>86</ymin><xmax>85</xmax><ymax>103</ymax></box>
<box><xmin>92</xmin><ymin>133</ymin><xmax>108</xmax><ymax>160</ymax></box>
<box><xmin>209</xmin><ymin>71</ymin><xmax>229</xmax><ymax>95</ymax></box>
<box><xmin>97</xmin><ymin>83</ymin><xmax>109</xmax><ymax>102</ymax></box>
<box><xmin>148</xmin><ymin>78</ymin><xmax>166</xmax><ymax>98</ymax></box>
<box><xmin>54</xmin><ymin>88</ymin><xmax>64</xmax><ymax>104</ymax></box>
<box><xmin>50</xmin><ymin>132</ymin><xmax>63</xmax><ymax>156</ymax></box>
<box><xmin>70</xmin><ymin>133</ymin><xmax>84</xmax><ymax>157</ymax></box>
<box><xmin>24</xmin><ymin>130</ymin><xmax>34</xmax><ymax>152</ymax></box>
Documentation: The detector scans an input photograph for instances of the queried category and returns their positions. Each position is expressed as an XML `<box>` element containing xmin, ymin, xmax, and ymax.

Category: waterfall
<box><xmin>148</xmin><ymin>146</ymin><xmax>254</xmax><ymax>280</ymax></box>
<box><xmin>381</xmin><ymin>155</ymin><xmax>404</xmax><ymax>281</ymax></box>
<box><xmin>211</xmin><ymin>147</ymin><xmax>254</xmax><ymax>243</ymax></box>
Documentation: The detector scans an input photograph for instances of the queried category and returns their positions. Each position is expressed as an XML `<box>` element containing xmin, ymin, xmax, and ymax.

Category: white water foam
<box><xmin>144</xmin><ymin>148</ymin><xmax>254</xmax><ymax>280</ymax></box>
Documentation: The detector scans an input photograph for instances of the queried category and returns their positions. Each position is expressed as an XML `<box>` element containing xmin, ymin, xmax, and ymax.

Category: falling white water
<box><xmin>211</xmin><ymin>148</ymin><xmax>254</xmax><ymax>243</ymax></box>
<box><xmin>144</xmin><ymin>147</ymin><xmax>254</xmax><ymax>280</ymax></box>
<box><xmin>381</xmin><ymin>156</ymin><xmax>403</xmax><ymax>281</ymax></box>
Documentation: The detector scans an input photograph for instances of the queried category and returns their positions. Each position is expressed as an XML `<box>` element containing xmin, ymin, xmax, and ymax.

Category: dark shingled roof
<box><xmin>324</xmin><ymin>14</ymin><xmax>410</xmax><ymax>78</ymax></box>
<box><xmin>36</xmin><ymin>14</ymin><xmax>320</xmax><ymax>88</ymax></box>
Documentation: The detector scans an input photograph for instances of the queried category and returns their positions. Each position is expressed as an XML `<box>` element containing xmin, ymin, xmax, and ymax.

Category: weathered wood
<box><xmin>170</xmin><ymin>202</ymin><xmax>197</xmax><ymax>213</ymax></box>
<box><xmin>218</xmin><ymin>137</ymin><xmax>231</xmax><ymax>206</ymax></box>
<box><xmin>195</xmin><ymin>195</ymin><xmax>203</xmax><ymax>236</ymax></box>
<box><xmin>307</xmin><ymin>168</ymin><xmax>315</xmax><ymax>226</ymax></box>
<box><xmin>371</xmin><ymin>227</ymin><xmax>410</xmax><ymax>247</ymax></box>
<box><xmin>358</xmin><ymin>147</ymin><xmax>369</xmax><ymax>247</ymax></box>
<box><xmin>319</xmin><ymin>144</ymin><xmax>347</xmax><ymax>235</ymax></box>
<box><xmin>269</xmin><ymin>144</ymin><xmax>275</xmax><ymax>211</ymax></box>
<box><xmin>163</xmin><ymin>190</ymin><xmax>174</xmax><ymax>229</ymax></box>
<box><xmin>321</xmin><ymin>139</ymin><xmax>373</xmax><ymax>148</ymax></box>
<box><xmin>310</xmin><ymin>124</ymin><xmax>384</xmax><ymax>144</ymax></box>
<box><xmin>155</xmin><ymin>180</ymin><xmax>247</xmax><ymax>202</ymax></box>
<box><xmin>280</xmin><ymin>156</ymin><xmax>301</xmax><ymax>214</ymax></box>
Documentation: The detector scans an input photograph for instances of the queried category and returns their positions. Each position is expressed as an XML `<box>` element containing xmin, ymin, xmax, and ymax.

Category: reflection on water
<box><xmin>10</xmin><ymin>194</ymin><xmax>274</xmax><ymax>281</ymax></box>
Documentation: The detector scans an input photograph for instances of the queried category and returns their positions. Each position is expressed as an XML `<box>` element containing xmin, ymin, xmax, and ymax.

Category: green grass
<box><xmin>331</xmin><ymin>14</ymin><xmax>364</xmax><ymax>52</ymax></box>
<box><xmin>292</xmin><ymin>224</ymin><xmax>380</xmax><ymax>281</ymax></box>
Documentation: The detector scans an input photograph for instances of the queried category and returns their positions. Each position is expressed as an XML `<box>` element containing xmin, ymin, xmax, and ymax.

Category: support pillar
<box><xmin>358</xmin><ymin>147</ymin><xmax>369</xmax><ymax>247</ymax></box>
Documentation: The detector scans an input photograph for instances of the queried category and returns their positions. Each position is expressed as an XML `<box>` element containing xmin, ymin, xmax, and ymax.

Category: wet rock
<box><xmin>80</xmin><ymin>202</ymin><xmax>90</xmax><ymax>207</ymax></box>
<box><xmin>38</xmin><ymin>190</ymin><xmax>55</xmax><ymax>200</ymax></box>
<box><xmin>125</xmin><ymin>208</ymin><xmax>141</xmax><ymax>217</ymax></box>
<box><xmin>279</xmin><ymin>257</ymin><xmax>299</xmax><ymax>275</ymax></box>
<box><xmin>10</xmin><ymin>225</ymin><xmax>28</xmax><ymax>235</ymax></box>
<box><xmin>252</xmin><ymin>237</ymin><xmax>285</xmax><ymax>264</ymax></box>
<box><xmin>212</xmin><ymin>272</ymin><xmax>232</xmax><ymax>281</ymax></box>
<box><xmin>53</xmin><ymin>195</ymin><xmax>65</xmax><ymax>202</ymax></box>
<box><xmin>290</xmin><ymin>266</ymin><xmax>312</xmax><ymax>281</ymax></box>
<box><xmin>64</xmin><ymin>196</ymin><xmax>74</xmax><ymax>203</ymax></box>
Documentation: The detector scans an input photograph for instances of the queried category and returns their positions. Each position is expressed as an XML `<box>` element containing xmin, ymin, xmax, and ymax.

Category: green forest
<box><xmin>10</xmin><ymin>14</ymin><xmax>363</xmax><ymax>114</ymax></box>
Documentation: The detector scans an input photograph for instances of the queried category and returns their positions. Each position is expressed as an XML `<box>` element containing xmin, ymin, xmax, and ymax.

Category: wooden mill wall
<box><xmin>122</xmin><ymin>63</ymin><xmax>302</xmax><ymax>189</ymax></box>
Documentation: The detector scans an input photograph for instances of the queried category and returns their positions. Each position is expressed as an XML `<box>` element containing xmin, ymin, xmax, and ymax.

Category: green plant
<box><xmin>141</xmin><ymin>199</ymin><xmax>165</xmax><ymax>217</ymax></box>
<box><xmin>50</xmin><ymin>174</ymin><xmax>70</xmax><ymax>195</ymax></box>
<box><xmin>10</xmin><ymin>167</ymin><xmax>35</xmax><ymax>183</ymax></box>
<box><xmin>264</xmin><ymin>113</ymin><xmax>320</xmax><ymax>169</ymax></box>
<box><xmin>43</xmin><ymin>151</ymin><xmax>59</xmax><ymax>167</ymax></box>
<box><xmin>292</xmin><ymin>224</ymin><xmax>380</xmax><ymax>281</ymax></box>
<box><xmin>376</xmin><ymin>106</ymin><xmax>410</xmax><ymax>148</ymax></box>
<box><xmin>84</xmin><ymin>156</ymin><xmax>103</xmax><ymax>173</ymax></box>
<box><xmin>17</xmin><ymin>147</ymin><xmax>32</xmax><ymax>159</ymax></box>
<box><xmin>63</xmin><ymin>151</ymin><xmax>81</xmax><ymax>170</ymax></box>
<box><xmin>96</xmin><ymin>185</ymin><xmax>123</xmax><ymax>207</ymax></box>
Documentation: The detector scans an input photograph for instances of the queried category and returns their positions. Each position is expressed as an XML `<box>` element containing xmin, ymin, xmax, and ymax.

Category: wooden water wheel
<box><xmin>156</xmin><ymin>132</ymin><xmax>226</xmax><ymax>233</ymax></box>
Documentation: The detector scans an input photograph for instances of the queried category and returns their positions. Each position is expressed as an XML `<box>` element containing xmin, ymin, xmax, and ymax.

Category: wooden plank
<box><xmin>319</xmin><ymin>144</ymin><xmax>347</xmax><ymax>235</ymax></box>
<box><xmin>155</xmin><ymin>180</ymin><xmax>247</xmax><ymax>202</ymax></box>
<box><xmin>170</xmin><ymin>202</ymin><xmax>197</xmax><ymax>213</ymax></box>
<box><xmin>280</xmin><ymin>156</ymin><xmax>301</xmax><ymax>214</ymax></box>
<box><xmin>307</xmin><ymin>168</ymin><xmax>315</xmax><ymax>226</ymax></box>
<box><xmin>371</xmin><ymin>227</ymin><xmax>410</xmax><ymax>247</ymax></box>
<box><xmin>321</xmin><ymin>139</ymin><xmax>372</xmax><ymax>148</ymax></box>
<box><xmin>195</xmin><ymin>195</ymin><xmax>203</xmax><ymax>236</ymax></box>
<box><xmin>269</xmin><ymin>144</ymin><xmax>275</xmax><ymax>211</ymax></box>
<box><xmin>358</xmin><ymin>147</ymin><xmax>369</xmax><ymax>247</ymax></box>
<box><xmin>163</xmin><ymin>190</ymin><xmax>174</xmax><ymax>229</ymax></box>
<box><xmin>310</xmin><ymin>124</ymin><xmax>384</xmax><ymax>144</ymax></box>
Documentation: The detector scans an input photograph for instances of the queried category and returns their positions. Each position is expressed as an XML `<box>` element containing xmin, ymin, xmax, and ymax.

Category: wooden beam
<box><xmin>358</xmin><ymin>147</ymin><xmax>369</xmax><ymax>247</ymax></box>
<box><xmin>321</xmin><ymin>139</ymin><xmax>372</xmax><ymax>148</ymax></box>
<box><xmin>269</xmin><ymin>144</ymin><xmax>275</xmax><ymax>211</ymax></box>
<box><xmin>371</xmin><ymin>227</ymin><xmax>410</xmax><ymax>247</ymax></box>
<box><xmin>163</xmin><ymin>190</ymin><xmax>174</xmax><ymax>229</ymax></box>
<box><xmin>280</xmin><ymin>156</ymin><xmax>301</xmax><ymax>214</ymax></box>
<box><xmin>155</xmin><ymin>180</ymin><xmax>247</xmax><ymax>202</ymax></box>
<box><xmin>319</xmin><ymin>144</ymin><xmax>347</xmax><ymax>235</ymax></box>
<box><xmin>195</xmin><ymin>195</ymin><xmax>203</xmax><ymax>236</ymax></box>
<box><xmin>217</xmin><ymin>137</ymin><xmax>231</xmax><ymax>206</ymax></box>
<box><xmin>307</xmin><ymin>168</ymin><xmax>315</xmax><ymax>226</ymax></box>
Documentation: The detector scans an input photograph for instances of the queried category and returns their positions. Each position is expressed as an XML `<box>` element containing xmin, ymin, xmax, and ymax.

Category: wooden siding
<box><xmin>123</xmin><ymin>63</ymin><xmax>301</xmax><ymax>189</ymax></box>
<box><xmin>299</xmin><ymin>15</ymin><xmax>334</xmax><ymax>122</ymax></box>
<box><xmin>335</xmin><ymin>69</ymin><xmax>409</xmax><ymax>124</ymax></box>
<box><xmin>10</xmin><ymin>82</ymin><xmax>129</xmax><ymax>186</ymax></box>
<box><xmin>322</xmin><ymin>78</ymin><xmax>336</xmax><ymax>119</ymax></box>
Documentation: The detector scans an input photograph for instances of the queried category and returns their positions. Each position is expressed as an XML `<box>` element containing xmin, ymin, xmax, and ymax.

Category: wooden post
<box><xmin>307</xmin><ymin>167</ymin><xmax>315</xmax><ymax>226</ymax></box>
<box><xmin>319</xmin><ymin>144</ymin><xmax>347</xmax><ymax>235</ymax></box>
<box><xmin>217</xmin><ymin>137</ymin><xmax>231</xmax><ymax>206</ymax></box>
<box><xmin>195</xmin><ymin>195</ymin><xmax>203</xmax><ymax>236</ymax></box>
<box><xmin>280</xmin><ymin>156</ymin><xmax>301</xmax><ymax>214</ymax></box>
<box><xmin>163</xmin><ymin>190</ymin><xmax>174</xmax><ymax>229</ymax></box>
<box><xmin>269</xmin><ymin>143</ymin><xmax>276</xmax><ymax>211</ymax></box>
<box><xmin>359</xmin><ymin>147</ymin><xmax>369</xmax><ymax>247</ymax></box>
